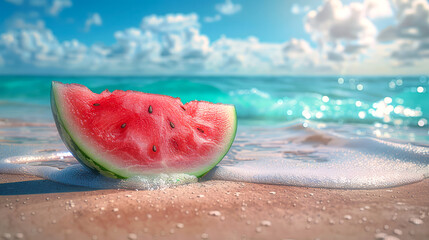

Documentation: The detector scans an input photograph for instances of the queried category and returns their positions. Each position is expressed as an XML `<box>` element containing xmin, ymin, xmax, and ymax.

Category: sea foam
<box><xmin>0</xmin><ymin>148</ymin><xmax>197</xmax><ymax>190</ymax></box>
<box><xmin>205</xmin><ymin>122</ymin><xmax>429</xmax><ymax>189</ymax></box>
<box><xmin>1</xmin><ymin>121</ymin><xmax>428</xmax><ymax>190</ymax></box>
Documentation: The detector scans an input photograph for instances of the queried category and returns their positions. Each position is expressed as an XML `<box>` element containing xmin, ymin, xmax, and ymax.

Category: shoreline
<box><xmin>1</xmin><ymin>174</ymin><xmax>428</xmax><ymax>239</ymax></box>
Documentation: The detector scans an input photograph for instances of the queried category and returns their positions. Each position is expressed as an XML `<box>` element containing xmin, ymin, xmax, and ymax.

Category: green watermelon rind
<box><xmin>51</xmin><ymin>83</ymin><xmax>128</xmax><ymax>179</ymax></box>
<box><xmin>51</xmin><ymin>81</ymin><xmax>237</xmax><ymax>179</ymax></box>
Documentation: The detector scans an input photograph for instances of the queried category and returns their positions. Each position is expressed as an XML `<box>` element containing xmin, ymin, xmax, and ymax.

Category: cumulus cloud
<box><xmin>206</xmin><ymin>36</ymin><xmax>283</xmax><ymax>73</ymax></box>
<box><xmin>84</xmin><ymin>13</ymin><xmax>102</xmax><ymax>32</ymax></box>
<box><xmin>305</xmin><ymin>0</ymin><xmax>376</xmax><ymax>44</ymax></box>
<box><xmin>141</xmin><ymin>14</ymin><xmax>199</xmax><ymax>33</ymax></box>
<box><xmin>138</xmin><ymin>13</ymin><xmax>210</xmax><ymax>67</ymax></box>
<box><xmin>204</xmin><ymin>0</ymin><xmax>241</xmax><ymax>23</ymax></box>
<box><xmin>0</xmin><ymin>14</ymin><xmax>213</xmax><ymax>74</ymax></box>
<box><xmin>379</xmin><ymin>0</ymin><xmax>429</xmax><ymax>41</ymax></box>
<box><xmin>107</xmin><ymin>22</ymin><xmax>210</xmax><ymax>73</ymax></box>
<box><xmin>215</xmin><ymin>0</ymin><xmax>241</xmax><ymax>15</ymax></box>
<box><xmin>304</xmin><ymin>0</ymin><xmax>377</xmax><ymax>68</ymax></box>
<box><xmin>377</xmin><ymin>0</ymin><xmax>429</xmax><ymax>65</ymax></box>
<box><xmin>0</xmin><ymin>17</ymin><xmax>110</xmax><ymax>75</ymax></box>
<box><xmin>0</xmin><ymin>11</ymin><xmax>385</xmax><ymax>75</ymax></box>
<box><xmin>282</xmin><ymin>38</ymin><xmax>334</xmax><ymax>72</ymax></box>
<box><xmin>0</xmin><ymin>23</ymin><xmax>84</xmax><ymax>68</ymax></box>
<box><xmin>364</xmin><ymin>0</ymin><xmax>393</xmax><ymax>19</ymax></box>
<box><xmin>48</xmin><ymin>0</ymin><xmax>72</xmax><ymax>16</ymax></box>
<box><xmin>1</xmin><ymin>1</ymin><xmax>428</xmax><ymax>76</ymax></box>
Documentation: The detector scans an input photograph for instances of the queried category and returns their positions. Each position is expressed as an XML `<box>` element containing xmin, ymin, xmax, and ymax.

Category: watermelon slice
<box><xmin>51</xmin><ymin>82</ymin><xmax>237</xmax><ymax>179</ymax></box>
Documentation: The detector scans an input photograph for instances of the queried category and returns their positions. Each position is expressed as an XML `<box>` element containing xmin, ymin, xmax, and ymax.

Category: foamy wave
<box><xmin>0</xmin><ymin>152</ymin><xmax>197</xmax><ymax>190</ymax></box>
<box><xmin>205</xmin><ymin>122</ymin><xmax>429</xmax><ymax>189</ymax></box>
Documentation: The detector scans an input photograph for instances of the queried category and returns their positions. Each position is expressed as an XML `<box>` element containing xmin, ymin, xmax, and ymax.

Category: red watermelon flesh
<box><xmin>51</xmin><ymin>82</ymin><xmax>237</xmax><ymax>179</ymax></box>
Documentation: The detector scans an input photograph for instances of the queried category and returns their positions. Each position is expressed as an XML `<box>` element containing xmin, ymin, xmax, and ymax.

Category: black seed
<box><xmin>148</xmin><ymin>105</ymin><xmax>153</xmax><ymax>113</ymax></box>
<box><xmin>152</xmin><ymin>145</ymin><xmax>157</xmax><ymax>152</ymax></box>
<box><xmin>170</xmin><ymin>121</ymin><xmax>175</xmax><ymax>128</ymax></box>
<box><xmin>181</xmin><ymin>106</ymin><xmax>186</xmax><ymax>111</ymax></box>
<box><xmin>93</xmin><ymin>103</ymin><xmax>100</xmax><ymax>106</ymax></box>
<box><xmin>121</xmin><ymin>123</ymin><xmax>126</xmax><ymax>128</ymax></box>
<box><xmin>197</xmin><ymin>128</ymin><xmax>204</xmax><ymax>133</ymax></box>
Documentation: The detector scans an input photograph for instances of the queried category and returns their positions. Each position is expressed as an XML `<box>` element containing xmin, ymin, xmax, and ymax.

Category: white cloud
<box><xmin>215</xmin><ymin>0</ymin><xmax>241</xmax><ymax>15</ymax></box>
<box><xmin>0</xmin><ymin>14</ymin><xmax>212</xmax><ymax>74</ymax></box>
<box><xmin>379</xmin><ymin>0</ymin><xmax>429</xmax><ymax>41</ymax></box>
<box><xmin>364</xmin><ymin>0</ymin><xmax>393</xmax><ymax>19</ymax></box>
<box><xmin>203</xmin><ymin>0</ymin><xmax>240</xmax><ymax>24</ymax></box>
<box><xmin>282</xmin><ymin>38</ymin><xmax>335</xmax><ymax>72</ymax></box>
<box><xmin>84</xmin><ymin>13</ymin><xmax>102</xmax><ymax>32</ymax></box>
<box><xmin>305</xmin><ymin>0</ymin><xmax>377</xmax><ymax>44</ymax></box>
<box><xmin>1</xmin><ymin>27</ymin><xmax>65</xmax><ymax>66</ymax></box>
<box><xmin>48</xmin><ymin>0</ymin><xmax>72</xmax><ymax>16</ymax></box>
<box><xmin>4</xmin><ymin>0</ymin><xmax>23</xmax><ymax>5</ymax></box>
<box><xmin>141</xmin><ymin>13</ymin><xmax>199</xmax><ymax>33</ymax></box>
<box><xmin>138</xmin><ymin>13</ymin><xmax>210</xmax><ymax>65</ymax></box>
<box><xmin>377</xmin><ymin>0</ymin><xmax>429</xmax><ymax>65</ymax></box>
<box><xmin>291</xmin><ymin>4</ymin><xmax>310</xmax><ymax>15</ymax></box>
<box><xmin>0</xmin><ymin>18</ymin><xmax>103</xmax><ymax>73</ymax></box>
<box><xmin>304</xmin><ymin>0</ymin><xmax>377</xmax><ymax>68</ymax></box>
<box><xmin>1</xmin><ymin>6</ymin><xmax>429</xmax><ymax>76</ymax></box>
<box><xmin>204</xmin><ymin>14</ymin><xmax>222</xmax><ymax>23</ymax></box>
<box><xmin>207</xmin><ymin>36</ymin><xmax>283</xmax><ymax>73</ymax></box>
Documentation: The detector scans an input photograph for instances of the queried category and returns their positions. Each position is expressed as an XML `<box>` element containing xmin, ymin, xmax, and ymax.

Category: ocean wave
<box><xmin>0</xmin><ymin>76</ymin><xmax>428</xmax><ymax>127</ymax></box>
<box><xmin>205</xmin><ymin>122</ymin><xmax>429</xmax><ymax>189</ymax></box>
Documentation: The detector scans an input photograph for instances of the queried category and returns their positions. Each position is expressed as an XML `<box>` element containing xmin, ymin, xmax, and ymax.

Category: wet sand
<box><xmin>1</xmin><ymin>174</ymin><xmax>428</xmax><ymax>240</ymax></box>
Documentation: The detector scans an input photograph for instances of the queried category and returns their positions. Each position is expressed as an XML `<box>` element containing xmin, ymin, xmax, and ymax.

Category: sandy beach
<box><xmin>1</xmin><ymin>174</ymin><xmax>428</xmax><ymax>240</ymax></box>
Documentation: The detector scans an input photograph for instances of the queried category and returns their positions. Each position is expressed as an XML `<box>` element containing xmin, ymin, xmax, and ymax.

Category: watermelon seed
<box><xmin>121</xmin><ymin>123</ymin><xmax>126</xmax><ymax>128</ymax></box>
<box><xmin>93</xmin><ymin>103</ymin><xmax>100</xmax><ymax>106</ymax></box>
<box><xmin>170</xmin><ymin>122</ymin><xmax>175</xmax><ymax>128</ymax></box>
<box><xmin>148</xmin><ymin>105</ymin><xmax>153</xmax><ymax>113</ymax></box>
<box><xmin>152</xmin><ymin>145</ymin><xmax>157</xmax><ymax>152</ymax></box>
<box><xmin>197</xmin><ymin>128</ymin><xmax>204</xmax><ymax>133</ymax></box>
<box><xmin>181</xmin><ymin>106</ymin><xmax>186</xmax><ymax>111</ymax></box>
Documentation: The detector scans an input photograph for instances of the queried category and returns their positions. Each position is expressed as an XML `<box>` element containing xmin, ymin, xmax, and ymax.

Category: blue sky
<box><xmin>0</xmin><ymin>0</ymin><xmax>317</xmax><ymax>45</ymax></box>
<box><xmin>0</xmin><ymin>0</ymin><xmax>428</xmax><ymax>75</ymax></box>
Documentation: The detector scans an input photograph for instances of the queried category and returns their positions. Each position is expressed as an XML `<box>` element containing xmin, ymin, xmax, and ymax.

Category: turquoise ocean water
<box><xmin>0</xmin><ymin>76</ymin><xmax>428</xmax><ymax>189</ymax></box>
